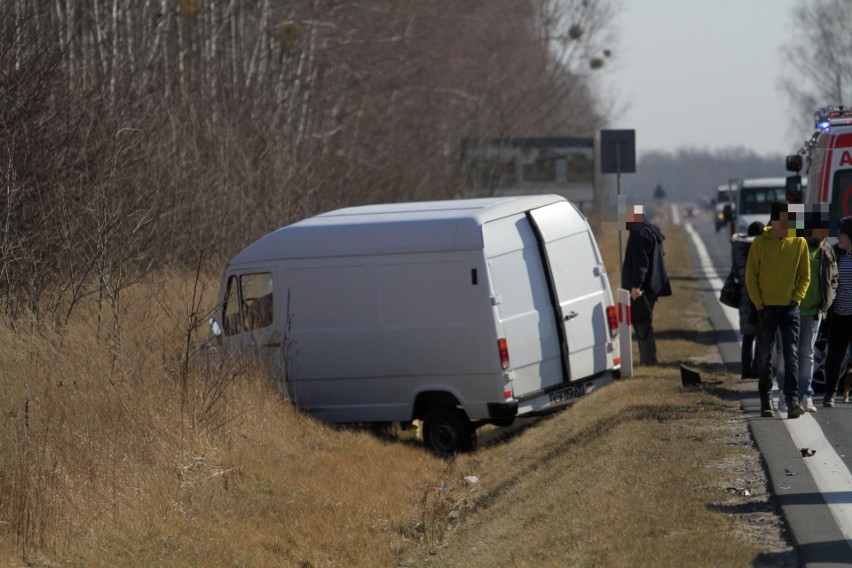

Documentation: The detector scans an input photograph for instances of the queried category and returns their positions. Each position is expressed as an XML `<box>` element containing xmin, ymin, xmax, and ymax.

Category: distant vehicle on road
<box><xmin>713</xmin><ymin>184</ymin><xmax>736</xmax><ymax>232</ymax></box>
<box><xmin>682</xmin><ymin>206</ymin><xmax>698</xmax><ymax>218</ymax></box>
<box><xmin>733</xmin><ymin>177</ymin><xmax>798</xmax><ymax>235</ymax></box>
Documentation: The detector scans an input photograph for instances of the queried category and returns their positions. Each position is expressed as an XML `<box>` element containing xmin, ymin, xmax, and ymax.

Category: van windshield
<box><xmin>739</xmin><ymin>185</ymin><xmax>786</xmax><ymax>215</ymax></box>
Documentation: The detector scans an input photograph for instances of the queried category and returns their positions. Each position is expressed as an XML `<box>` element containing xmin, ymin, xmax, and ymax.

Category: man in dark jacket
<box><xmin>621</xmin><ymin>205</ymin><xmax>672</xmax><ymax>365</ymax></box>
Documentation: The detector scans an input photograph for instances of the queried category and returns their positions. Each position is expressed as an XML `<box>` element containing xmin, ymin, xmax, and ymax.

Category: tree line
<box><xmin>623</xmin><ymin>147</ymin><xmax>787</xmax><ymax>204</ymax></box>
<box><xmin>0</xmin><ymin>0</ymin><xmax>616</xmax><ymax>330</ymax></box>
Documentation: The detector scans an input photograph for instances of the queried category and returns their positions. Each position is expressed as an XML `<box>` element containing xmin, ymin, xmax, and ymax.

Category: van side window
<box><xmin>241</xmin><ymin>272</ymin><xmax>274</xmax><ymax>331</ymax></box>
<box><xmin>223</xmin><ymin>275</ymin><xmax>242</xmax><ymax>335</ymax></box>
<box><xmin>222</xmin><ymin>272</ymin><xmax>274</xmax><ymax>335</ymax></box>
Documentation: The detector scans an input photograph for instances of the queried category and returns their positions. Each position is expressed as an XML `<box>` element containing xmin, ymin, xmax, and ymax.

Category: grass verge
<box><xmin>0</xmin><ymin>216</ymin><xmax>796</xmax><ymax>567</ymax></box>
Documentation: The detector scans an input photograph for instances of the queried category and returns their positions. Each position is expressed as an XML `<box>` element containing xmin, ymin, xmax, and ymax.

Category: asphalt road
<box><xmin>683</xmin><ymin>207</ymin><xmax>852</xmax><ymax>566</ymax></box>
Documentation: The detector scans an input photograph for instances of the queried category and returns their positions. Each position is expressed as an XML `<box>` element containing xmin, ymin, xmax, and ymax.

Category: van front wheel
<box><xmin>423</xmin><ymin>408</ymin><xmax>476</xmax><ymax>457</ymax></box>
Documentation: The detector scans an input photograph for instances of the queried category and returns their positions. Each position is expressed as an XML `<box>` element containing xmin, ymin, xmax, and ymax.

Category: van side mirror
<box><xmin>209</xmin><ymin>317</ymin><xmax>223</xmax><ymax>339</ymax></box>
<box><xmin>723</xmin><ymin>204</ymin><xmax>733</xmax><ymax>222</ymax></box>
<box><xmin>785</xmin><ymin>175</ymin><xmax>804</xmax><ymax>203</ymax></box>
<box><xmin>786</xmin><ymin>154</ymin><xmax>803</xmax><ymax>173</ymax></box>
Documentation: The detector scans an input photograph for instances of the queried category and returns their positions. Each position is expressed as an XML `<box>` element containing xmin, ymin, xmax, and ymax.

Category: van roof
<box><xmin>738</xmin><ymin>177</ymin><xmax>788</xmax><ymax>188</ymax></box>
<box><xmin>229</xmin><ymin>194</ymin><xmax>573</xmax><ymax>265</ymax></box>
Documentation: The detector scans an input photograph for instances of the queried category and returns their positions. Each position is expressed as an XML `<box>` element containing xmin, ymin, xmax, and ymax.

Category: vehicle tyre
<box><xmin>422</xmin><ymin>407</ymin><xmax>476</xmax><ymax>458</ymax></box>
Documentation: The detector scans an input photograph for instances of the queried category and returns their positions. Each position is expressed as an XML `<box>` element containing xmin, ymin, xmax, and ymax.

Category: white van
<box><xmin>208</xmin><ymin>195</ymin><xmax>620</xmax><ymax>455</ymax></box>
<box><xmin>733</xmin><ymin>177</ymin><xmax>795</xmax><ymax>234</ymax></box>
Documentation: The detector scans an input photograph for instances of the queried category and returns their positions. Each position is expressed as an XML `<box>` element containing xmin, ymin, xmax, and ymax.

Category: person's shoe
<box><xmin>760</xmin><ymin>397</ymin><xmax>774</xmax><ymax>418</ymax></box>
<box><xmin>803</xmin><ymin>395</ymin><xmax>818</xmax><ymax>413</ymax></box>
<box><xmin>777</xmin><ymin>397</ymin><xmax>788</xmax><ymax>413</ymax></box>
<box><xmin>788</xmin><ymin>402</ymin><xmax>805</xmax><ymax>419</ymax></box>
<box><xmin>824</xmin><ymin>396</ymin><xmax>835</xmax><ymax>408</ymax></box>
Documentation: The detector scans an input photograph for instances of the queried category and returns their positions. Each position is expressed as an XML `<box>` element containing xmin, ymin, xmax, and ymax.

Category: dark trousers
<box><xmin>632</xmin><ymin>296</ymin><xmax>657</xmax><ymax>364</ymax></box>
<box><xmin>824</xmin><ymin>312</ymin><xmax>852</xmax><ymax>400</ymax></box>
<box><xmin>741</xmin><ymin>333</ymin><xmax>758</xmax><ymax>378</ymax></box>
<box><xmin>757</xmin><ymin>305</ymin><xmax>800</xmax><ymax>402</ymax></box>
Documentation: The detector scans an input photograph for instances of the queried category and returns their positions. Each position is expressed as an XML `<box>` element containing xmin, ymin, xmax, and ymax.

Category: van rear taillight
<box><xmin>606</xmin><ymin>305</ymin><xmax>619</xmax><ymax>337</ymax></box>
<box><xmin>498</xmin><ymin>338</ymin><xmax>510</xmax><ymax>369</ymax></box>
<box><xmin>504</xmin><ymin>387</ymin><xmax>513</xmax><ymax>400</ymax></box>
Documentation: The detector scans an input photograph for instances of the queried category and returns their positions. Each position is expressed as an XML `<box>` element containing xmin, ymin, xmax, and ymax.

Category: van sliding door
<box><xmin>527</xmin><ymin>202</ymin><xmax>610</xmax><ymax>382</ymax></box>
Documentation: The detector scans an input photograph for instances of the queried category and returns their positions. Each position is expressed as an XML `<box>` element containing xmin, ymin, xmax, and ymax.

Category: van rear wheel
<box><xmin>423</xmin><ymin>407</ymin><xmax>476</xmax><ymax>457</ymax></box>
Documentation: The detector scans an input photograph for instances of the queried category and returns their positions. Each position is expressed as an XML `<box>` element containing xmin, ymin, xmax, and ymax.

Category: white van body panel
<box><xmin>734</xmin><ymin>177</ymin><xmax>791</xmax><ymax>234</ymax></box>
<box><xmin>215</xmin><ymin>195</ymin><xmax>618</xmax><ymax>426</ymax></box>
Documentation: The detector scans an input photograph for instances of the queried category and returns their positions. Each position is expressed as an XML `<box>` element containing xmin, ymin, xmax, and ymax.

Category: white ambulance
<box><xmin>207</xmin><ymin>195</ymin><xmax>620</xmax><ymax>456</ymax></box>
<box><xmin>787</xmin><ymin>105</ymin><xmax>852</xmax><ymax>221</ymax></box>
<box><xmin>786</xmin><ymin>106</ymin><xmax>852</xmax><ymax>390</ymax></box>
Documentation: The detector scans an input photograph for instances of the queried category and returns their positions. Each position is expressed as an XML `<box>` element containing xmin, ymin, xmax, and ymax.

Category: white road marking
<box><xmin>685</xmin><ymin>219</ymin><xmax>852</xmax><ymax>546</ymax></box>
<box><xmin>785</xmin><ymin>415</ymin><xmax>852</xmax><ymax>543</ymax></box>
<box><xmin>683</xmin><ymin>222</ymin><xmax>739</xmax><ymax>332</ymax></box>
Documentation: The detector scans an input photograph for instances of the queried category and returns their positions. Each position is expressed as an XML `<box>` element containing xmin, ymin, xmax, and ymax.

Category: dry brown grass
<box><xmin>0</xmin><ymin>270</ymin><xmax>447</xmax><ymax>567</ymax></box>
<box><xmin>0</xmin><ymin>214</ymin><xmax>794</xmax><ymax>567</ymax></box>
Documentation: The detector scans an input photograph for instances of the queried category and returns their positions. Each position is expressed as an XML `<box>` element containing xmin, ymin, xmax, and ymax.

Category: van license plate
<box><xmin>548</xmin><ymin>382</ymin><xmax>586</xmax><ymax>404</ymax></box>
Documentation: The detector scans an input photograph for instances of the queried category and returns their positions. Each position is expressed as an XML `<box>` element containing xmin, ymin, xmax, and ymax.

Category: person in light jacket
<box><xmin>796</xmin><ymin>219</ymin><xmax>838</xmax><ymax>411</ymax></box>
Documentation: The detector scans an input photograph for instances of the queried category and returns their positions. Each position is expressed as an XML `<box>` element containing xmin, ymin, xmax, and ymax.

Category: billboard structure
<box><xmin>461</xmin><ymin>136</ymin><xmax>596</xmax><ymax>210</ymax></box>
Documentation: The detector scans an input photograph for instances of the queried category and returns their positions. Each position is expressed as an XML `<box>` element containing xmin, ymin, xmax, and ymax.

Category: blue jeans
<box><xmin>757</xmin><ymin>305</ymin><xmax>800</xmax><ymax>401</ymax></box>
<box><xmin>798</xmin><ymin>313</ymin><xmax>821</xmax><ymax>399</ymax></box>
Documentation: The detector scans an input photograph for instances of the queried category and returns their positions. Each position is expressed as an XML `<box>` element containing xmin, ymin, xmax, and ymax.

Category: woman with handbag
<box><xmin>731</xmin><ymin>221</ymin><xmax>764</xmax><ymax>378</ymax></box>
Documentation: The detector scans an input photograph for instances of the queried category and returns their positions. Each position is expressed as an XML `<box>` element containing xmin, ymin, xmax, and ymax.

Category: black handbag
<box><xmin>719</xmin><ymin>268</ymin><xmax>739</xmax><ymax>308</ymax></box>
<box><xmin>631</xmin><ymin>294</ymin><xmax>653</xmax><ymax>322</ymax></box>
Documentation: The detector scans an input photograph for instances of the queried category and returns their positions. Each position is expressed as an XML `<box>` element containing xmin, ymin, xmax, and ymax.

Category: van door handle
<box><xmin>563</xmin><ymin>311</ymin><xmax>578</xmax><ymax>321</ymax></box>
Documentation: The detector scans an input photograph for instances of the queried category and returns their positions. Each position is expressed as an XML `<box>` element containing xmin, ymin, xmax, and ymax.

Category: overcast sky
<box><xmin>601</xmin><ymin>0</ymin><xmax>804</xmax><ymax>158</ymax></box>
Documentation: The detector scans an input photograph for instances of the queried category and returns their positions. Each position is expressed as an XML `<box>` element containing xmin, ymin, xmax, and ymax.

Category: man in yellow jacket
<box><xmin>746</xmin><ymin>203</ymin><xmax>810</xmax><ymax>419</ymax></box>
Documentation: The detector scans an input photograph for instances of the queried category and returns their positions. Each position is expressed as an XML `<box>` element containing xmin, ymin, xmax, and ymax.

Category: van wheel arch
<box><xmin>412</xmin><ymin>391</ymin><xmax>463</xmax><ymax>421</ymax></box>
<box><xmin>422</xmin><ymin>407</ymin><xmax>476</xmax><ymax>458</ymax></box>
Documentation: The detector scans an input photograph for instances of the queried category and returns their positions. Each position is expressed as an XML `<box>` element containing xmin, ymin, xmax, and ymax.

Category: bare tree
<box><xmin>781</xmin><ymin>0</ymin><xmax>852</xmax><ymax>136</ymax></box>
<box><xmin>0</xmin><ymin>0</ymin><xmax>618</xmax><ymax>329</ymax></box>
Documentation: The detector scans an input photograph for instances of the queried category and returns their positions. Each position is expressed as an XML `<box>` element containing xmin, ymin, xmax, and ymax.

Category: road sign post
<box><xmin>600</xmin><ymin>129</ymin><xmax>636</xmax><ymax>286</ymax></box>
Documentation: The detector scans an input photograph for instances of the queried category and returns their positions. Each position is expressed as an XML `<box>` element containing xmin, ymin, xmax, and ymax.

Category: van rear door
<box><xmin>528</xmin><ymin>202</ymin><xmax>612</xmax><ymax>381</ymax></box>
<box><xmin>483</xmin><ymin>214</ymin><xmax>564</xmax><ymax>398</ymax></box>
